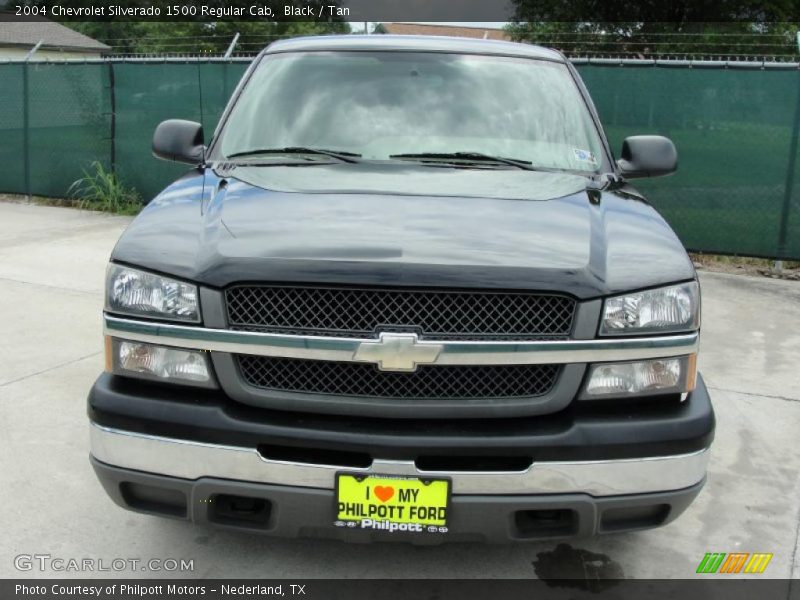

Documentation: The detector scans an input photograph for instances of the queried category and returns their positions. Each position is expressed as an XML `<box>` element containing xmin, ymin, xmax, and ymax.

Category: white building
<box><xmin>0</xmin><ymin>19</ymin><xmax>110</xmax><ymax>60</ymax></box>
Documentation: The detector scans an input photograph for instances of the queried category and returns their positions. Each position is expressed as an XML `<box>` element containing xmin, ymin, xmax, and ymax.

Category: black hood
<box><xmin>111</xmin><ymin>164</ymin><xmax>695</xmax><ymax>299</ymax></box>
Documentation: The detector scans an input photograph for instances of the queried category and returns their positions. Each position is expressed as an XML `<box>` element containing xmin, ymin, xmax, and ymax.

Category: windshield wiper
<box><xmin>389</xmin><ymin>152</ymin><xmax>586</xmax><ymax>175</ymax></box>
<box><xmin>227</xmin><ymin>147</ymin><xmax>362</xmax><ymax>164</ymax></box>
<box><xmin>389</xmin><ymin>151</ymin><xmax>543</xmax><ymax>171</ymax></box>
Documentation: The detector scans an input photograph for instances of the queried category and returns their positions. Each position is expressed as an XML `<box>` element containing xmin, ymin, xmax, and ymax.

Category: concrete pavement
<box><xmin>1</xmin><ymin>202</ymin><xmax>798</xmax><ymax>580</ymax></box>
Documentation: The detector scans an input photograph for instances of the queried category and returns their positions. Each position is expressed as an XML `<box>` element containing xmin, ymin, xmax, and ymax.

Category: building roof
<box><xmin>266</xmin><ymin>35</ymin><xmax>563</xmax><ymax>62</ymax></box>
<box><xmin>0</xmin><ymin>19</ymin><xmax>110</xmax><ymax>53</ymax></box>
<box><xmin>376</xmin><ymin>23</ymin><xmax>512</xmax><ymax>42</ymax></box>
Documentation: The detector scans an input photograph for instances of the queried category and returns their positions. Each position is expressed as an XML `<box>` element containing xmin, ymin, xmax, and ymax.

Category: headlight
<box><xmin>581</xmin><ymin>355</ymin><xmax>696</xmax><ymax>399</ymax></box>
<box><xmin>106</xmin><ymin>264</ymin><xmax>200</xmax><ymax>322</ymax></box>
<box><xmin>107</xmin><ymin>338</ymin><xmax>215</xmax><ymax>387</ymax></box>
<box><xmin>600</xmin><ymin>282</ymin><xmax>699</xmax><ymax>335</ymax></box>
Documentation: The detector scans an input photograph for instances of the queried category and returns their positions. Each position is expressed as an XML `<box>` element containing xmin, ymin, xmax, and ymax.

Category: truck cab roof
<box><xmin>262</xmin><ymin>34</ymin><xmax>565</xmax><ymax>62</ymax></box>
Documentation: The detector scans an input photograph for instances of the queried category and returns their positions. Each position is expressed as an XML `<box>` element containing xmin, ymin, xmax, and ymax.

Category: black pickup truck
<box><xmin>89</xmin><ymin>35</ymin><xmax>714</xmax><ymax>543</ymax></box>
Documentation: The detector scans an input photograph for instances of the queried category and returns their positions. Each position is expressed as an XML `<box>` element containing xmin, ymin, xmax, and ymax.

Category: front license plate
<box><xmin>335</xmin><ymin>473</ymin><xmax>451</xmax><ymax>534</ymax></box>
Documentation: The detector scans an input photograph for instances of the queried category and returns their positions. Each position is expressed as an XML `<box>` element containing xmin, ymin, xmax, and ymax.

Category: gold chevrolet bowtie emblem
<box><xmin>352</xmin><ymin>332</ymin><xmax>443</xmax><ymax>372</ymax></box>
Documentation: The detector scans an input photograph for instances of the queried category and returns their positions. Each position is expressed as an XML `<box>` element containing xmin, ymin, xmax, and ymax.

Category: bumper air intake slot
<box><xmin>257</xmin><ymin>443</ymin><xmax>372</xmax><ymax>468</ymax></box>
<box><xmin>119</xmin><ymin>482</ymin><xmax>187</xmax><ymax>518</ymax></box>
<box><xmin>209</xmin><ymin>494</ymin><xmax>272</xmax><ymax>529</ymax></box>
<box><xmin>416</xmin><ymin>455</ymin><xmax>533</xmax><ymax>472</ymax></box>
<box><xmin>513</xmin><ymin>509</ymin><xmax>579</xmax><ymax>538</ymax></box>
<box><xmin>600</xmin><ymin>503</ymin><xmax>671</xmax><ymax>532</ymax></box>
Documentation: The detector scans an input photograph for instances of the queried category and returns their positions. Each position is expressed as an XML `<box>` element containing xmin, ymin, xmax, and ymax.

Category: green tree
<box><xmin>506</xmin><ymin>1</ymin><xmax>800</xmax><ymax>58</ymax></box>
<box><xmin>68</xmin><ymin>22</ymin><xmax>145</xmax><ymax>54</ymax></box>
<box><xmin>68</xmin><ymin>20</ymin><xmax>349</xmax><ymax>55</ymax></box>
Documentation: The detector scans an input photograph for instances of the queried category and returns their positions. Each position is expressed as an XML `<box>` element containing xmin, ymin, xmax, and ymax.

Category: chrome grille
<box><xmin>225</xmin><ymin>285</ymin><xmax>576</xmax><ymax>340</ymax></box>
<box><xmin>237</xmin><ymin>355</ymin><xmax>561</xmax><ymax>400</ymax></box>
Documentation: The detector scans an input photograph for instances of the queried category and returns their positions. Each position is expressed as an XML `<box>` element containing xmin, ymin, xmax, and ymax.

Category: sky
<box><xmin>350</xmin><ymin>22</ymin><xmax>509</xmax><ymax>33</ymax></box>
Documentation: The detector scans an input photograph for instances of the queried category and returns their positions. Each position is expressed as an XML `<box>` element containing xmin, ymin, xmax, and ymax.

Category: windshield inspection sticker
<box><xmin>573</xmin><ymin>148</ymin><xmax>598</xmax><ymax>165</ymax></box>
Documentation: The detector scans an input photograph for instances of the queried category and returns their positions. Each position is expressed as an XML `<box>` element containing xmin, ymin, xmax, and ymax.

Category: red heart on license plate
<box><xmin>374</xmin><ymin>485</ymin><xmax>394</xmax><ymax>502</ymax></box>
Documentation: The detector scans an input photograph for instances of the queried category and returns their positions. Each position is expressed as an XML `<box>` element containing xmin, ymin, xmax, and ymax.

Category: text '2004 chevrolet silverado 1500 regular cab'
<box><xmin>89</xmin><ymin>35</ymin><xmax>714</xmax><ymax>543</ymax></box>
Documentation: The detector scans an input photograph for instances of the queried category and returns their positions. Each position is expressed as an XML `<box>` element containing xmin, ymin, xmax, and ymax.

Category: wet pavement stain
<box><xmin>532</xmin><ymin>543</ymin><xmax>624</xmax><ymax>592</ymax></box>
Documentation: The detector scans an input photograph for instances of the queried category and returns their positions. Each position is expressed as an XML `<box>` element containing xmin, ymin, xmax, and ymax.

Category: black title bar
<box><xmin>2</xmin><ymin>0</ymin><xmax>800</xmax><ymax>22</ymax></box>
<box><xmin>3</xmin><ymin>579</ymin><xmax>800</xmax><ymax>600</ymax></box>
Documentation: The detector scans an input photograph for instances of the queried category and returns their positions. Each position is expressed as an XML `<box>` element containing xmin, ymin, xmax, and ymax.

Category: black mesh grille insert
<box><xmin>225</xmin><ymin>285</ymin><xmax>576</xmax><ymax>340</ymax></box>
<box><xmin>237</xmin><ymin>355</ymin><xmax>561</xmax><ymax>400</ymax></box>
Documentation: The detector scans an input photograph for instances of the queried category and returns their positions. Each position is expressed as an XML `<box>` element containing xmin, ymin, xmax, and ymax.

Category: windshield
<box><xmin>218</xmin><ymin>51</ymin><xmax>606</xmax><ymax>173</ymax></box>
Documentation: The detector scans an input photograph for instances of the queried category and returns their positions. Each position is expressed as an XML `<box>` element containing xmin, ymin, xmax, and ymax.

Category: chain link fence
<box><xmin>0</xmin><ymin>58</ymin><xmax>798</xmax><ymax>260</ymax></box>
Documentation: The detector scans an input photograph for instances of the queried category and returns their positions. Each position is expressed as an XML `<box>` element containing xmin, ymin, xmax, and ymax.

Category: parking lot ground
<box><xmin>1</xmin><ymin>202</ymin><xmax>799</xmax><ymax>580</ymax></box>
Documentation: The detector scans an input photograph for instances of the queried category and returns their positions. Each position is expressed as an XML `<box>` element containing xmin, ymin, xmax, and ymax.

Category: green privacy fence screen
<box><xmin>0</xmin><ymin>58</ymin><xmax>798</xmax><ymax>260</ymax></box>
<box><xmin>0</xmin><ymin>59</ymin><xmax>248</xmax><ymax>206</ymax></box>
<box><xmin>576</xmin><ymin>62</ymin><xmax>800</xmax><ymax>262</ymax></box>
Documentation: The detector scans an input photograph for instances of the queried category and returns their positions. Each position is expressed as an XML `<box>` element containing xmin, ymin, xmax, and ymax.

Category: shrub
<box><xmin>68</xmin><ymin>161</ymin><xmax>141</xmax><ymax>215</ymax></box>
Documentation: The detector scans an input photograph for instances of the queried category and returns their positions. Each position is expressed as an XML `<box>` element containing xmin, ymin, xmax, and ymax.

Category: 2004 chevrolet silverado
<box><xmin>88</xmin><ymin>35</ymin><xmax>714</xmax><ymax>543</ymax></box>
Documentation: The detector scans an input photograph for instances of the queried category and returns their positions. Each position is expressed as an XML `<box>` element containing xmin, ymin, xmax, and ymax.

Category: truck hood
<box><xmin>111</xmin><ymin>164</ymin><xmax>694</xmax><ymax>299</ymax></box>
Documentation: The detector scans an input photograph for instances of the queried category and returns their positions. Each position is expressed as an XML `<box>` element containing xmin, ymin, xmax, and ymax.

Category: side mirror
<box><xmin>617</xmin><ymin>135</ymin><xmax>677</xmax><ymax>179</ymax></box>
<box><xmin>152</xmin><ymin>119</ymin><xmax>204</xmax><ymax>165</ymax></box>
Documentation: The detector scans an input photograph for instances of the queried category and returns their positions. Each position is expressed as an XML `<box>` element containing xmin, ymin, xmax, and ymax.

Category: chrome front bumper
<box><xmin>90</xmin><ymin>422</ymin><xmax>710</xmax><ymax>497</ymax></box>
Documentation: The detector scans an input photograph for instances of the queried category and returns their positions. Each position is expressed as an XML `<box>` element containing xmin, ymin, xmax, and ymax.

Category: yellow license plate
<box><xmin>335</xmin><ymin>473</ymin><xmax>450</xmax><ymax>534</ymax></box>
